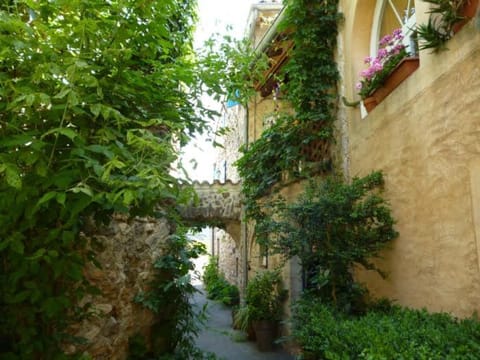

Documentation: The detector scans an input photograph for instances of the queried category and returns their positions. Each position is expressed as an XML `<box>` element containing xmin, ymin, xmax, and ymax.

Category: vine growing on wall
<box><xmin>133</xmin><ymin>230</ymin><xmax>211</xmax><ymax>359</ymax></box>
<box><xmin>235</xmin><ymin>0</ymin><xmax>342</xmax><ymax>219</ymax></box>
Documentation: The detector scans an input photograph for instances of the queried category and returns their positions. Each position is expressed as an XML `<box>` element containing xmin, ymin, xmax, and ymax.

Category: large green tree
<box><xmin>0</xmin><ymin>0</ymin><xmax>223</xmax><ymax>357</ymax></box>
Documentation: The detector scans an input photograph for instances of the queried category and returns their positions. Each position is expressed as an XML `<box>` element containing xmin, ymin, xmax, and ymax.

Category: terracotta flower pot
<box><xmin>253</xmin><ymin>320</ymin><xmax>277</xmax><ymax>352</ymax></box>
<box><xmin>452</xmin><ymin>0</ymin><xmax>479</xmax><ymax>33</ymax></box>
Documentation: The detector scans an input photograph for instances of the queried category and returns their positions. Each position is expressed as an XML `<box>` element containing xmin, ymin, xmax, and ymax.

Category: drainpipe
<box><xmin>211</xmin><ymin>227</ymin><xmax>215</xmax><ymax>257</ymax></box>
<box><xmin>241</xmin><ymin>105</ymin><xmax>249</xmax><ymax>300</ymax></box>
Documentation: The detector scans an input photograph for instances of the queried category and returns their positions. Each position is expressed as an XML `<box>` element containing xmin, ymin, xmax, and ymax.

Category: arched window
<box><xmin>371</xmin><ymin>0</ymin><xmax>417</xmax><ymax>56</ymax></box>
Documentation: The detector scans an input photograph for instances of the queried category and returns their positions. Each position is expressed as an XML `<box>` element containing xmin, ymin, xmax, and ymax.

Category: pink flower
<box><xmin>356</xmin><ymin>28</ymin><xmax>409</xmax><ymax>98</ymax></box>
<box><xmin>360</xmin><ymin>69</ymin><xmax>371</xmax><ymax>78</ymax></box>
<box><xmin>392</xmin><ymin>43</ymin><xmax>405</xmax><ymax>55</ymax></box>
<box><xmin>392</xmin><ymin>28</ymin><xmax>404</xmax><ymax>40</ymax></box>
<box><xmin>379</xmin><ymin>34</ymin><xmax>393</xmax><ymax>47</ymax></box>
<box><xmin>371</xmin><ymin>59</ymin><xmax>383</xmax><ymax>72</ymax></box>
<box><xmin>377</xmin><ymin>48</ymin><xmax>388</xmax><ymax>59</ymax></box>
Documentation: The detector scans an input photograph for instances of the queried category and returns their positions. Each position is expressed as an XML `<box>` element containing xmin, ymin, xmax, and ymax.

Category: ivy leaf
<box><xmin>5</xmin><ymin>164</ymin><xmax>22</xmax><ymax>189</ymax></box>
<box><xmin>10</xmin><ymin>236</ymin><xmax>25</xmax><ymax>255</ymax></box>
<box><xmin>56</xmin><ymin>192</ymin><xmax>66</xmax><ymax>206</ymax></box>
<box><xmin>69</xmin><ymin>184</ymin><xmax>93</xmax><ymax>197</ymax></box>
<box><xmin>36</xmin><ymin>191</ymin><xmax>57</xmax><ymax>208</ymax></box>
<box><xmin>26</xmin><ymin>248</ymin><xmax>46</xmax><ymax>261</ymax></box>
<box><xmin>9</xmin><ymin>291</ymin><xmax>31</xmax><ymax>304</ymax></box>
<box><xmin>41</xmin><ymin>127</ymin><xmax>78</xmax><ymax>141</ymax></box>
<box><xmin>90</xmin><ymin>103</ymin><xmax>101</xmax><ymax>117</ymax></box>
<box><xmin>0</xmin><ymin>134</ymin><xmax>36</xmax><ymax>148</ymax></box>
<box><xmin>122</xmin><ymin>189</ymin><xmax>136</xmax><ymax>206</ymax></box>
<box><xmin>53</xmin><ymin>87</ymin><xmax>71</xmax><ymax>99</ymax></box>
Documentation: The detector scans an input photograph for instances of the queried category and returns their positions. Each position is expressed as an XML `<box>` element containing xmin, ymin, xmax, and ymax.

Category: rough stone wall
<box><xmin>216</xmin><ymin>228</ymin><xmax>241</xmax><ymax>286</ymax></box>
<box><xmin>181</xmin><ymin>180</ymin><xmax>242</xmax><ymax>225</ymax></box>
<box><xmin>342</xmin><ymin>1</ymin><xmax>480</xmax><ymax>317</ymax></box>
<box><xmin>210</xmin><ymin>102</ymin><xmax>245</xmax><ymax>287</ymax></box>
<box><xmin>66</xmin><ymin>215</ymin><xmax>171</xmax><ymax>359</ymax></box>
<box><xmin>212</xmin><ymin>105</ymin><xmax>246</xmax><ymax>286</ymax></box>
<box><xmin>215</xmin><ymin>105</ymin><xmax>246</xmax><ymax>183</ymax></box>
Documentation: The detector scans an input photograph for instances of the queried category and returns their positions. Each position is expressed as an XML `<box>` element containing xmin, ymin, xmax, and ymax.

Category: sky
<box><xmin>180</xmin><ymin>0</ymin><xmax>256</xmax><ymax>183</ymax></box>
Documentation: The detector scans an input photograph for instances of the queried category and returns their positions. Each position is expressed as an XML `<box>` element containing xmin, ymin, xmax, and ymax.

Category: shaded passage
<box><xmin>193</xmin><ymin>286</ymin><xmax>294</xmax><ymax>360</ymax></box>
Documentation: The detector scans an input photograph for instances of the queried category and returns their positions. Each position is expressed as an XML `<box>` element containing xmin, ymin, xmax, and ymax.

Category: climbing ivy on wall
<box><xmin>236</xmin><ymin>0</ymin><xmax>342</xmax><ymax>218</ymax></box>
<box><xmin>0</xmin><ymin>0</ymin><xmax>232</xmax><ymax>357</ymax></box>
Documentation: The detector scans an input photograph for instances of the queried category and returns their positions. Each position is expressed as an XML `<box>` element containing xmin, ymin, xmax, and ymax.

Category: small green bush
<box><xmin>292</xmin><ymin>296</ymin><xmax>480</xmax><ymax>359</ymax></box>
<box><xmin>245</xmin><ymin>269</ymin><xmax>286</xmax><ymax>321</ymax></box>
<box><xmin>202</xmin><ymin>256</ymin><xmax>240</xmax><ymax>307</ymax></box>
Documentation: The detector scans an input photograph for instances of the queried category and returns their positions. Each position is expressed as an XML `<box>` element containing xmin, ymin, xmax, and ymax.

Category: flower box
<box><xmin>370</xmin><ymin>57</ymin><xmax>420</xmax><ymax>105</ymax></box>
<box><xmin>357</xmin><ymin>29</ymin><xmax>420</xmax><ymax>114</ymax></box>
<box><xmin>363</xmin><ymin>96</ymin><xmax>378</xmax><ymax>113</ymax></box>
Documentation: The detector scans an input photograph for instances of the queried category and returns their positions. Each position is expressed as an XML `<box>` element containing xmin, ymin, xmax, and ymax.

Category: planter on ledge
<box><xmin>452</xmin><ymin>0</ymin><xmax>479</xmax><ymax>33</ymax></box>
<box><xmin>363</xmin><ymin>96</ymin><xmax>378</xmax><ymax>113</ymax></box>
<box><xmin>363</xmin><ymin>57</ymin><xmax>420</xmax><ymax>113</ymax></box>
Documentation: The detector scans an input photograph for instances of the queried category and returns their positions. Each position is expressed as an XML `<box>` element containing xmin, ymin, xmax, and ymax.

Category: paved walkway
<box><xmin>194</xmin><ymin>286</ymin><xmax>295</xmax><ymax>360</ymax></box>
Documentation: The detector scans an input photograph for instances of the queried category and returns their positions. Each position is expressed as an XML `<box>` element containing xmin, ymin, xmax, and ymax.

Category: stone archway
<box><xmin>180</xmin><ymin>180</ymin><xmax>242</xmax><ymax>243</ymax></box>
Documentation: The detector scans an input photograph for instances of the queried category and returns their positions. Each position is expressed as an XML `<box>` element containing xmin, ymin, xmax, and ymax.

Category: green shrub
<box><xmin>202</xmin><ymin>256</ymin><xmax>239</xmax><ymax>307</ymax></box>
<box><xmin>133</xmin><ymin>233</ymin><xmax>208</xmax><ymax>359</ymax></box>
<box><xmin>220</xmin><ymin>284</ymin><xmax>240</xmax><ymax>307</ymax></box>
<box><xmin>245</xmin><ymin>270</ymin><xmax>286</xmax><ymax>321</ymax></box>
<box><xmin>292</xmin><ymin>296</ymin><xmax>480</xmax><ymax>359</ymax></box>
<box><xmin>256</xmin><ymin>171</ymin><xmax>397</xmax><ymax>313</ymax></box>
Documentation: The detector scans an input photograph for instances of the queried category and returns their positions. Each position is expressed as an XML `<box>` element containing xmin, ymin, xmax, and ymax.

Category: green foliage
<box><xmin>292</xmin><ymin>296</ymin><xmax>480</xmax><ymax>359</ymax></box>
<box><xmin>279</xmin><ymin>0</ymin><xmax>342</xmax><ymax>121</ymax></box>
<box><xmin>127</xmin><ymin>334</ymin><xmax>151</xmax><ymax>360</ymax></box>
<box><xmin>133</xmin><ymin>230</ymin><xmax>208</xmax><ymax>359</ymax></box>
<box><xmin>202</xmin><ymin>256</ymin><xmax>240</xmax><ymax>307</ymax></box>
<box><xmin>417</xmin><ymin>17</ymin><xmax>452</xmax><ymax>52</ymax></box>
<box><xmin>236</xmin><ymin>0</ymin><xmax>341</xmax><ymax>213</ymax></box>
<box><xmin>257</xmin><ymin>171</ymin><xmax>397</xmax><ymax>312</ymax></box>
<box><xmin>197</xmin><ymin>34</ymin><xmax>269</xmax><ymax>106</ymax></box>
<box><xmin>417</xmin><ymin>0</ymin><xmax>470</xmax><ymax>52</ymax></box>
<box><xmin>0</xmin><ymin>0</ymin><xmax>236</xmax><ymax>357</ymax></box>
<box><xmin>245</xmin><ymin>269</ymin><xmax>286</xmax><ymax>321</ymax></box>
<box><xmin>233</xmin><ymin>305</ymin><xmax>253</xmax><ymax>332</ymax></box>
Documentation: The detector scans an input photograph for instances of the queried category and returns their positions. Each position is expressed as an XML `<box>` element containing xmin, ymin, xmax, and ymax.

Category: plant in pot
<box><xmin>233</xmin><ymin>304</ymin><xmax>256</xmax><ymax>340</ymax></box>
<box><xmin>356</xmin><ymin>28</ymin><xmax>419</xmax><ymax>112</ymax></box>
<box><xmin>417</xmin><ymin>0</ymin><xmax>479</xmax><ymax>52</ymax></box>
<box><xmin>245</xmin><ymin>269</ymin><xmax>287</xmax><ymax>352</ymax></box>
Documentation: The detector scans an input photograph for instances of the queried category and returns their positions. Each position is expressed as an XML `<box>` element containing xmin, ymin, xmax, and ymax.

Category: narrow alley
<box><xmin>194</xmin><ymin>286</ymin><xmax>294</xmax><ymax>360</ymax></box>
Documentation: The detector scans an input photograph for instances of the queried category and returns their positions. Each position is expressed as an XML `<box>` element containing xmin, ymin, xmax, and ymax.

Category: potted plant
<box><xmin>356</xmin><ymin>29</ymin><xmax>419</xmax><ymax>112</ymax></box>
<box><xmin>417</xmin><ymin>0</ymin><xmax>479</xmax><ymax>52</ymax></box>
<box><xmin>245</xmin><ymin>269</ymin><xmax>287</xmax><ymax>351</ymax></box>
<box><xmin>233</xmin><ymin>304</ymin><xmax>256</xmax><ymax>340</ymax></box>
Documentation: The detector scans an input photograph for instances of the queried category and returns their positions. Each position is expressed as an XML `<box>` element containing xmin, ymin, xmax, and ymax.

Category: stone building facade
<box><xmin>212</xmin><ymin>105</ymin><xmax>246</xmax><ymax>288</ymax></box>
<box><xmin>218</xmin><ymin>0</ymin><xmax>480</xmax><ymax>320</ymax></box>
<box><xmin>340</xmin><ymin>0</ymin><xmax>480</xmax><ymax>318</ymax></box>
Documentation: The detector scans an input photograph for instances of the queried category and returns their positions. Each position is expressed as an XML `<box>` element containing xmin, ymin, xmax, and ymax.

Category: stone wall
<box><xmin>215</xmin><ymin>229</ymin><xmax>241</xmax><ymax>286</ymax></box>
<box><xmin>181</xmin><ymin>180</ymin><xmax>242</xmax><ymax>227</ymax></box>
<box><xmin>213</xmin><ymin>105</ymin><xmax>246</xmax><ymax>288</ymax></box>
<box><xmin>66</xmin><ymin>215</ymin><xmax>171</xmax><ymax>359</ymax></box>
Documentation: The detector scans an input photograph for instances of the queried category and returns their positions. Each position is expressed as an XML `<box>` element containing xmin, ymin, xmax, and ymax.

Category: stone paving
<box><xmin>193</xmin><ymin>286</ymin><xmax>295</xmax><ymax>360</ymax></box>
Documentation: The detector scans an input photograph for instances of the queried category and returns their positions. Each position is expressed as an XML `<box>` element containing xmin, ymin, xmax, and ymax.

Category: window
<box><xmin>371</xmin><ymin>0</ymin><xmax>417</xmax><ymax>56</ymax></box>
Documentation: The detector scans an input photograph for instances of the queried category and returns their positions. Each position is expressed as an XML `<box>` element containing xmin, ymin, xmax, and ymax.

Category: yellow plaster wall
<box><xmin>341</xmin><ymin>0</ymin><xmax>480</xmax><ymax>317</ymax></box>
